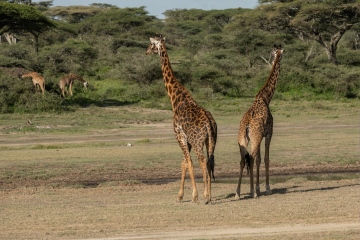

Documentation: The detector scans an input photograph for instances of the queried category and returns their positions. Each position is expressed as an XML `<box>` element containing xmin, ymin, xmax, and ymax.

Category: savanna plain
<box><xmin>0</xmin><ymin>98</ymin><xmax>359</xmax><ymax>240</ymax></box>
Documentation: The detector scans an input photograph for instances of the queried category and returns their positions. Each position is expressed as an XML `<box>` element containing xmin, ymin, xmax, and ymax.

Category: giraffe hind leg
<box><xmin>194</xmin><ymin>146</ymin><xmax>211</xmax><ymax>204</ymax></box>
<box><xmin>177</xmin><ymin>157</ymin><xmax>187</xmax><ymax>202</ymax></box>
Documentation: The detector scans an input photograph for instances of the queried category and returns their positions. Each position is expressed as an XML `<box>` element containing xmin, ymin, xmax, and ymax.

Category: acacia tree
<box><xmin>45</xmin><ymin>6</ymin><xmax>104</xmax><ymax>23</ymax></box>
<box><xmin>234</xmin><ymin>0</ymin><xmax>360</xmax><ymax>65</ymax></box>
<box><xmin>0</xmin><ymin>2</ymin><xmax>55</xmax><ymax>52</ymax></box>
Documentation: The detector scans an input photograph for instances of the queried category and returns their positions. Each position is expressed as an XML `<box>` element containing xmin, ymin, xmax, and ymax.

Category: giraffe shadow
<box><xmin>211</xmin><ymin>183</ymin><xmax>360</xmax><ymax>204</ymax></box>
<box><xmin>64</xmin><ymin>97</ymin><xmax>138</xmax><ymax>107</ymax></box>
<box><xmin>277</xmin><ymin>183</ymin><xmax>360</xmax><ymax>195</ymax></box>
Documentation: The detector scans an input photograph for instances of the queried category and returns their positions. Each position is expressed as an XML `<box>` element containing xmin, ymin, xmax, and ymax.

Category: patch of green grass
<box><xmin>32</xmin><ymin>144</ymin><xmax>63</xmax><ymax>149</ymax></box>
<box><xmin>136</xmin><ymin>138</ymin><xmax>151</xmax><ymax>144</ymax></box>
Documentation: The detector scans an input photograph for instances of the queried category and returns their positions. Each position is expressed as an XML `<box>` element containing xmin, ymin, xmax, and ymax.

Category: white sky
<box><xmin>50</xmin><ymin>0</ymin><xmax>259</xmax><ymax>18</ymax></box>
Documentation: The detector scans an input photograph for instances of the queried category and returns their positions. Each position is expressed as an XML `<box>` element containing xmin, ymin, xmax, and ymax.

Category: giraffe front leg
<box><xmin>177</xmin><ymin>158</ymin><xmax>187</xmax><ymax>202</ymax></box>
<box><xmin>265</xmin><ymin>157</ymin><xmax>271</xmax><ymax>195</ymax></box>
<box><xmin>249</xmin><ymin>157</ymin><xmax>256</xmax><ymax>198</ymax></box>
<box><xmin>236</xmin><ymin>144</ymin><xmax>247</xmax><ymax>200</ymax></box>
<box><xmin>265</xmin><ymin>134</ymin><xmax>272</xmax><ymax>195</ymax></box>
<box><xmin>255</xmin><ymin>148</ymin><xmax>261</xmax><ymax>197</ymax></box>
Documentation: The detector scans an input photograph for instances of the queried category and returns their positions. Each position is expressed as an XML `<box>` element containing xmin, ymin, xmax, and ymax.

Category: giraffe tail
<box><xmin>208</xmin><ymin>154</ymin><xmax>215</xmax><ymax>181</ymax></box>
<box><xmin>205</xmin><ymin>113</ymin><xmax>217</xmax><ymax>182</ymax></box>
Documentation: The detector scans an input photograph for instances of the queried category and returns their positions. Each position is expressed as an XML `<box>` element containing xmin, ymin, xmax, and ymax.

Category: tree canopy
<box><xmin>0</xmin><ymin>2</ymin><xmax>55</xmax><ymax>33</ymax></box>
<box><xmin>229</xmin><ymin>0</ymin><xmax>360</xmax><ymax>64</ymax></box>
<box><xmin>0</xmin><ymin>2</ymin><xmax>55</xmax><ymax>52</ymax></box>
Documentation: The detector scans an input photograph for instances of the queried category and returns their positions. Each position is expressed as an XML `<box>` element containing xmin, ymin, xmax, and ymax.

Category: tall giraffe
<box><xmin>235</xmin><ymin>45</ymin><xmax>284</xmax><ymax>200</ymax></box>
<box><xmin>59</xmin><ymin>73</ymin><xmax>88</xmax><ymax>97</ymax></box>
<box><xmin>19</xmin><ymin>72</ymin><xmax>45</xmax><ymax>94</ymax></box>
<box><xmin>146</xmin><ymin>34</ymin><xmax>217</xmax><ymax>204</ymax></box>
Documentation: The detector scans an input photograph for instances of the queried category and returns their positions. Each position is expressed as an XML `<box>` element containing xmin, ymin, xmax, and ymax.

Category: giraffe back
<box><xmin>21</xmin><ymin>72</ymin><xmax>45</xmax><ymax>86</ymax></box>
<box><xmin>60</xmin><ymin>73</ymin><xmax>88</xmax><ymax>88</ymax></box>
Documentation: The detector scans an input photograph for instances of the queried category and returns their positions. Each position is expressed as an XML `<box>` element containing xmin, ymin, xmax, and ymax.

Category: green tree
<box><xmin>77</xmin><ymin>7</ymin><xmax>156</xmax><ymax>36</ymax></box>
<box><xmin>232</xmin><ymin>0</ymin><xmax>360</xmax><ymax>64</ymax></box>
<box><xmin>45</xmin><ymin>6</ymin><xmax>104</xmax><ymax>23</ymax></box>
<box><xmin>0</xmin><ymin>2</ymin><xmax>55</xmax><ymax>52</ymax></box>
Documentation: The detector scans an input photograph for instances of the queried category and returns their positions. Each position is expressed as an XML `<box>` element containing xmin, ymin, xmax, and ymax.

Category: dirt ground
<box><xmin>0</xmin><ymin>110</ymin><xmax>359</xmax><ymax>240</ymax></box>
<box><xmin>1</xmin><ymin>175</ymin><xmax>359</xmax><ymax>239</ymax></box>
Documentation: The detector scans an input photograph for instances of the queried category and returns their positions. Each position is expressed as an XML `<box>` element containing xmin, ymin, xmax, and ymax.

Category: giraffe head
<box><xmin>146</xmin><ymin>34</ymin><xmax>165</xmax><ymax>55</ymax></box>
<box><xmin>270</xmin><ymin>44</ymin><xmax>284</xmax><ymax>65</ymax></box>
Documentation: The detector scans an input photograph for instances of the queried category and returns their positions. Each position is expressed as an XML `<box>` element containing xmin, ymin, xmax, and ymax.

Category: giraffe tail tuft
<box><xmin>245</xmin><ymin>153</ymin><xmax>251</xmax><ymax>175</ymax></box>
<box><xmin>208</xmin><ymin>154</ymin><xmax>215</xmax><ymax>181</ymax></box>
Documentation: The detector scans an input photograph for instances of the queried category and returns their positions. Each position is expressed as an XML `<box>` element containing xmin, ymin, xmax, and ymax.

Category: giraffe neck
<box><xmin>255</xmin><ymin>56</ymin><xmax>281</xmax><ymax>105</ymax></box>
<box><xmin>159</xmin><ymin>43</ymin><xmax>192</xmax><ymax>110</ymax></box>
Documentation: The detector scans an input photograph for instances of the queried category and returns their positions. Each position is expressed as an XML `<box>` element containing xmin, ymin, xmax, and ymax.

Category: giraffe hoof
<box><xmin>177</xmin><ymin>197</ymin><xmax>183</xmax><ymax>203</ymax></box>
<box><xmin>234</xmin><ymin>194</ymin><xmax>240</xmax><ymax>200</ymax></box>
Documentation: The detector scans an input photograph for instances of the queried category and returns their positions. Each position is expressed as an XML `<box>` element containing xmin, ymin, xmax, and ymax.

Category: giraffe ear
<box><xmin>149</xmin><ymin>37</ymin><xmax>156</xmax><ymax>43</ymax></box>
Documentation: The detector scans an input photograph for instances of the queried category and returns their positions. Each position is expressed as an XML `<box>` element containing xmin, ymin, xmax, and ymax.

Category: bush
<box><xmin>0</xmin><ymin>72</ymin><xmax>64</xmax><ymax>113</ymax></box>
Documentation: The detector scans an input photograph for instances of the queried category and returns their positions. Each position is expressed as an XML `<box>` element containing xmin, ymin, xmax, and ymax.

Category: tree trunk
<box><xmin>3</xmin><ymin>33</ymin><xmax>17</xmax><ymax>45</ymax></box>
<box><xmin>311</xmin><ymin>25</ymin><xmax>351</xmax><ymax>65</ymax></box>
<box><xmin>33</xmin><ymin>33</ymin><xmax>39</xmax><ymax>53</ymax></box>
<box><xmin>324</xmin><ymin>45</ymin><xmax>338</xmax><ymax>65</ymax></box>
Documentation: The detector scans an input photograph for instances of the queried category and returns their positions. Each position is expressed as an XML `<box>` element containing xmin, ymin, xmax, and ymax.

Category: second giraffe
<box><xmin>146</xmin><ymin>34</ymin><xmax>217</xmax><ymax>204</ymax></box>
<box><xmin>59</xmin><ymin>73</ymin><xmax>89</xmax><ymax>98</ymax></box>
<box><xmin>236</xmin><ymin>45</ymin><xmax>284</xmax><ymax>200</ymax></box>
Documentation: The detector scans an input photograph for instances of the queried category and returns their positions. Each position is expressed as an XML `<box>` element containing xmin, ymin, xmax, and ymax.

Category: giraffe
<box><xmin>146</xmin><ymin>34</ymin><xmax>217</xmax><ymax>204</ymax></box>
<box><xmin>59</xmin><ymin>73</ymin><xmax>88</xmax><ymax>97</ymax></box>
<box><xmin>235</xmin><ymin>45</ymin><xmax>284</xmax><ymax>200</ymax></box>
<box><xmin>19</xmin><ymin>72</ymin><xmax>45</xmax><ymax>94</ymax></box>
